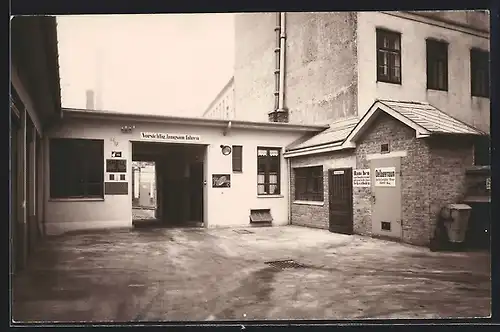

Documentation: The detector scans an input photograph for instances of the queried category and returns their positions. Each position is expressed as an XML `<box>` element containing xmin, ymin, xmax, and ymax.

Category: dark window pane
<box><xmin>50</xmin><ymin>138</ymin><xmax>104</xmax><ymax>199</ymax></box>
<box><xmin>232</xmin><ymin>145</ymin><xmax>243</xmax><ymax>172</ymax></box>
<box><xmin>376</xmin><ymin>29</ymin><xmax>401</xmax><ymax>84</ymax></box>
<box><xmin>294</xmin><ymin>166</ymin><xmax>324</xmax><ymax>201</ymax></box>
<box><xmin>257</xmin><ymin>147</ymin><xmax>281</xmax><ymax>195</ymax></box>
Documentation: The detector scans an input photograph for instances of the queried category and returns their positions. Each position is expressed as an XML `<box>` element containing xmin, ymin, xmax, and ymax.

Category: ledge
<box><xmin>293</xmin><ymin>200</ymin><xmax>324</xmax><ymax>206</ymax></box>
<box><xmin>257</xmin><ymin>195</ymin><xmax>284</xmax><ymax>199</ymax></box>
<box><xmin>49</xmin><ymin>198</ymin><xmax>105</xmax><ymax>202</ymax></box>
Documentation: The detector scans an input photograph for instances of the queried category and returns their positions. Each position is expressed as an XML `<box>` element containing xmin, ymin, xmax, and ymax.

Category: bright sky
<box><xmin>56</xmin><ymin>14</ymin><xmax>235</xmax><ymax>116</ymax></box>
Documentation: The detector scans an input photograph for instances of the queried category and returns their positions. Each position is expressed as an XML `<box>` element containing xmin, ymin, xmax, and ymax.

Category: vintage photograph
<box><xmin>10</xmin><ymin>10</ymin><xmax>491</xmax><ymax>324</ymax></box>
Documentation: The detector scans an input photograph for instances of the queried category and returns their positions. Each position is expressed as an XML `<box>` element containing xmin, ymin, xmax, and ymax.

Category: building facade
<box><xmin>43</xmin><ymin>110</ymin><xmax>325</xmax><ymax>235</ymax></box>
<box><xmin>233</xmin><ymin>11</ymin><xmax>491</xmax><ymax>247</ymax></box>
<box><xmin>201</xmin><ymin>77</ymin><xmax>235</xmax><ymax>120</ymax></box>
<box><xmin>234</xmin><ymin>11</ymin><xmax>490</xmax><ymax>133</ymax></box>
<box><xmin>10</xmin><ymin>16</ymin><xmax>62</xmax><ymax>272</ymax></box>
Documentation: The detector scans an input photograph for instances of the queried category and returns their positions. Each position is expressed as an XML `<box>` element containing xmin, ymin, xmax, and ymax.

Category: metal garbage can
<box><xmin>440</xmin><ymin>203</ymin><xmax>472</xmax><ymax>243</ymax></box>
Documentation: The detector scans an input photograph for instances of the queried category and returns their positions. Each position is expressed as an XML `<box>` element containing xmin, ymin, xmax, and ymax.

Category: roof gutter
<box><xmin>62</xmin><ymin>108</ymin><xmax>327</xmax><ymax>133</ymax></box>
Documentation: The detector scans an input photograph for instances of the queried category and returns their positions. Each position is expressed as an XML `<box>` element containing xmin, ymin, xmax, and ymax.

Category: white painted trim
<box><xmin>11</xmin><ymin>62</ymin><xmax>43</xmax><ymax>135</ymax></box>
<box><xmin>293</xmin><ymin>200</ymin><xmax>325</xmax><ymax>206</ymax></box>
<box><xmin>381</xmin><ymin>11</ymin><xmax>490</xmax><ymax>39</ymax></box>
<box><xmin>45</xmin><ymin>220</ymin><xmax>133</xmax><ymax>236</ymax></box>
<box><xmin>257</xmin><ymin>195</ymin><xmax>284</xmax><ymax>199</ymax></box>
<box><xmin>366</xmin><ymin>150</ymin><xmax>408</xmax><ymax>160</ymax></box>
<box><xmin>284</xmin><ymin>143</ymin><xmax>350</xmax><ymax>158</ymax></box>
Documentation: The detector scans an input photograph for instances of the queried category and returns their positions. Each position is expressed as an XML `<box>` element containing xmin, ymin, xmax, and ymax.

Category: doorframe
<box><xmin>327</xmin><ymin>167</ymin><xmax>354</xmax><ymax>235</ymax></box>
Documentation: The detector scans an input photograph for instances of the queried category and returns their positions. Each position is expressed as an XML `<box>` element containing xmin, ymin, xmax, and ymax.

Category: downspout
<box><xmin>270</xmin><ymin>12</ymin><xmax>288</xmax><ymax>123</ymax></box>
<box><xmin>287</xmin><ymin>157</ymin><xmax>292</xmax><ymax>225</ymax></box>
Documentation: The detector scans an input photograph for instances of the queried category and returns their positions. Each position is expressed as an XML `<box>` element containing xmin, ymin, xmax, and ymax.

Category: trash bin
<box><xmin>440</xmin><ymin>203</ymin><xmax>472</xmax><ymax>243</ymax></box>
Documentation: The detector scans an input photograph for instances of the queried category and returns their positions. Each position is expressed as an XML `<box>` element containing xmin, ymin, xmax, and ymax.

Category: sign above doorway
<box><xmin>140</xmin><ymin>132</ymin><xmax>201</xmax><ymax>143</ymax></box>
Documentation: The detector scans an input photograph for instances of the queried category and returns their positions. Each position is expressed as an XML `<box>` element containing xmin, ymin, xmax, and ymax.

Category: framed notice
<box><xmin>374</xmin><ymin>167</ymin><xmax>396</xmax><ymax>187</ymax></box>
<box><xmin>106</xmin><ymin>159</ymin><xmax>127</xmax><ymax>173</ymax></box>
<box><xmin>353</xmin><ymin>169</ymin><xmax>371</xmax><ymax>187</ymax></box>
<box><xmin>212</xmin><ymin>174</ymin><xmax>231</xmax><ymax>188</ymax></box>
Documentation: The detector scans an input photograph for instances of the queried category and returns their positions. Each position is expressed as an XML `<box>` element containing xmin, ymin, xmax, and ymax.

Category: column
<box><xmin>16</xmin><ymin>107</ymin><xmax>27</xmax><ymax>270</ymax></box>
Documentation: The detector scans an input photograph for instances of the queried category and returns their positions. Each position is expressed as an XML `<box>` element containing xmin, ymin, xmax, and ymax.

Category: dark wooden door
<box><xmin>328</xmin><ymin>168</ymin><xmax>353</xmax><ymax>235</ymax></box>
<box><xmin>189</xmin><ymin>162</ymin><xmax>204</xmax><ymax>222</ymax></box>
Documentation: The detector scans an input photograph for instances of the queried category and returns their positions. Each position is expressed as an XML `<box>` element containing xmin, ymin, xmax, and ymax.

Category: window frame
<box><xmin>257</xmin><ymin>147</ymin><xmax>281</xmax><ymax>196</ymax></box>
<box><xmin>49</xmin><ymin>138</ymin><xmax>104</xmax><ymax>199</ymax></box>
<box><xmin>426</xmin><ymin>38</ymin><xmax>449</xmax><ymax>91</ymax></box>
<box><xmin>376</xmin><ymin>28</ymin><xmax>402</xmax><ymax>84</ymax></box>
<box><xmin>470</xmin><ymin>48</ymin><xmax>489</xmax><ymax>98</ymax></box>
<box><xmin>232</xmin><ymin>145</ymin><xmax>243</xmax><ymax>172</ymax></box>
<box><xmin>294</xmin><ymin>166</ymin><xmax>324</xmax><ymax>202</ymax></box>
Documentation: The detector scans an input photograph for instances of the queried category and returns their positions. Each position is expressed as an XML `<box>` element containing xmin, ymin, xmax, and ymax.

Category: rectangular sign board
<box><xmin>212</xmin><ymin>174</ymin><xmax>231</xmax><ymax>188</ymax></box>
<box><xmin>140</xmin><ymin>132</ymin><xmax>201</xmax><ymax>143</ymax></box>
<box><xmin>353</xmin><ymin>169</ymin><xmax>371</xmax><ymax>187</ymax></box>
<box><xmin>374</xmin><ymin>167</ymin><xmax>396</xmax><ymax>187</ymax></box>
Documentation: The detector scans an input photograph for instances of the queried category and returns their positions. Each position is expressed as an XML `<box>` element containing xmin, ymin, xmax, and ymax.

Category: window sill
<box><xmin>293</xmin><ymin>200</ymin><xmax>324</xmax><ymax>206</ymax></box>
<box><xmin>257</xmin><ymin>195</ymin><xmax>284</xmax><ymax>199</ymax></box>
<box><xmin>427</xmin><ymin>87</ymin><xmax>448</xmax><ymax>92</ymax></box>
<box><xmin>376</xmin><ymin>80</ymin><xmax>402</xmax><ymax>85</ymax></box>
<box><xmin>49</xmin><ymin>197</ymin><xmax>105</xmax><ymax>202</ymax></box>
<box><xmin>471</xmin><ymin>95</ymin><xmax>490</xmax><ymax>99</ymax></box>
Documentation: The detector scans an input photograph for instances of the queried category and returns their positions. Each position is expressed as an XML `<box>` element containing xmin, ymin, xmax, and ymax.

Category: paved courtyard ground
<box><xmin>12</xmin><ymin>226</ymin><xmax>491</xmax><ymax>323</ymax></box>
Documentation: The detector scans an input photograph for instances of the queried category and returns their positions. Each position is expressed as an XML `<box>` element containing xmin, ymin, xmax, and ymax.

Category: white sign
<box><xmin>333</xmin><ymin>170</ymin><xmax>344</xmax><ymax>175</ymax></box>
<box><xmin>140</xmin><ymin>132</ymin><xmax>201</xmax><ymax>142</ymax></box>
<box><xmin>374</xmin><ymin>167</ymin><xmax>396</xmax><ymax>187</ymax></box>
<box><xmin>486</xmin><ymin>177</ymin><xmax>491</xmax><ymax>190</ymax></box>
<box><xmin>353</xmin><ymin>169</ymin><xmax>371</xmax><ymax>187</ymax></box>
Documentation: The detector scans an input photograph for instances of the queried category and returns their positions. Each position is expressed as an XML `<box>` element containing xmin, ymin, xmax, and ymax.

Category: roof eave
<box><xmin>62</xmin><ymin>109</ymin><xmax>327</xmax><ymax>133</ymax></box>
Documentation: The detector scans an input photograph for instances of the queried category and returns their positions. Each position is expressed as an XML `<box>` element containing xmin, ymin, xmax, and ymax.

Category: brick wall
<box><xmin>290</xmin><ymin>151</ymin><xmax>356</xmax><ymax>229</ymax></box>
<box><xmin>354</xmin><ymin>112</ymin><xmax>432</xmax><ymax>244</ymax></box>
<box><xmin>354</xmin><ymin>112</ymin><xmax>474</xmax><ymax>246</ymax></box>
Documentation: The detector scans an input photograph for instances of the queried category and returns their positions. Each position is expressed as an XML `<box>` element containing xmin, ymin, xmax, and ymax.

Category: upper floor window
<box><xmin>257</xmin><ymin>147</ymin><xmax>281</xmax><ymax>195</ymax></box>
<box><xmin>426</xmin><ymin>39</ymin><xmax>448</xmax><ymax>91</ymax></box>
<box><xmin>376</xmin><ymin>29</ymin><xmax>401</xmax><ymax>84</ymax></box>
<box><xmin>294</xmin><ymin>166</ymin><xmax>324</xmax><ymax>202</ymax></box>
<box><xmin>471</xmin><ymin>48</ymin><xmax>489</xmax><ymax>98</ymax></box>
<box><xmin>50</xmin><ymin>138</ymin><xmax>104</xmax><ymax>199</ymax></box>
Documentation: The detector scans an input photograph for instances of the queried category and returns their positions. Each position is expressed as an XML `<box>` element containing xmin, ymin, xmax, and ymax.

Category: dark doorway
<box><xmin>132</xmin><ymin>142</ymin><xmax>206</xmax><ymax>229</ymax></box>
<box><xmin>328</xmin><ymin>168</ymin><xmax>354</xmax><ymax>235</ymax></box>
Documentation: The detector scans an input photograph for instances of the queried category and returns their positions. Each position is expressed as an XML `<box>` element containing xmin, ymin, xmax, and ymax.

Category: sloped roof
<box><xmin>287</xmin><ymin>117</ymin><xmax>358</xmax><ymax>151</ymax></box>
<box><xmin>377</xmin><ymin>100</ymin><xmax>486</xmax><ymax>135</ymax></box>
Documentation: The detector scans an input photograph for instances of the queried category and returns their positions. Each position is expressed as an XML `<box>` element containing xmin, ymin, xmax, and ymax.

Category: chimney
<box><xmin>86</xmin><ymin>90</ymin><xmax>95</xmax><ymax>110</ymax></box>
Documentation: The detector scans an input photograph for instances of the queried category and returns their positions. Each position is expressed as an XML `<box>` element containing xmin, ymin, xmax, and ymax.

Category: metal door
<box><xmin>328</xmin><ymin>168</ymin><xmax>354</xmax><ymax>235</ymax></box>
<box><xmin>370</xmin><ymin>157</ymin><xmax>402</xmax><ymax>239</ymax></box>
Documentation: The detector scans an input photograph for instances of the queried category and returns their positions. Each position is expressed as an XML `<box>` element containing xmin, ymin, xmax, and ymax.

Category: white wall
<box><xmin>44</xmin><ymin>117</ymin><xmax>309</xmax><ymax>234</ymax></box>
<box><xmin>357</xmin><ymin>12</ymin><xmax>490</xmax><ymax>133</ymax></box>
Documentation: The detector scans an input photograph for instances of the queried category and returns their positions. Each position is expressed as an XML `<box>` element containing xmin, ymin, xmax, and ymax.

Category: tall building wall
<box><xmin>285</xmin><ymin>12</ymin><xmax>358</xmax><ymax>125</ymax></box>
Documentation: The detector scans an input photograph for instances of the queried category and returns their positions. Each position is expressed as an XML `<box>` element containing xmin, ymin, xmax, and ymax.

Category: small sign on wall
<box><xmin>486</xmin><ymin>177</ymin><xmax>491</xmax><ymax>191</ymax></box>
<box><xmin>111</xmin><ymin>151</ymin><xmax>122</xmax><ymax>158</ymax></box>
<box><xmin>212</xmin><ymin>174</ymin><xmax>231</xmax><ymax>188</ymax></box>
<box><xmin>353</xmin><ymin>169</ymin><xmax>371</xmax><ymax>187</ymax></box>
<box><xmin>333</xmin><ymin>170</ymin><xmax>345</xmax><ymax>175</ymax></box>
<box><xmin>374</xmin><ymin>167</ymin><xmax>396</xmax><ymax>187</ymax></box>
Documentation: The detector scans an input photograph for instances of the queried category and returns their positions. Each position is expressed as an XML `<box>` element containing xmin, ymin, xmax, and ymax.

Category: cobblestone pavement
<box><xmin>12</xmin><ymin>226</ymin><xmax>490</xmax><ymax>323</ymax></box>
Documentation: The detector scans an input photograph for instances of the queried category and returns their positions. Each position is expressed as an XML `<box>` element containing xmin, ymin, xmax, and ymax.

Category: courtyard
<box><xmin>12</xmin><ymin>226</ymin><xmax>490</xmax><ymax>323</ymax></box>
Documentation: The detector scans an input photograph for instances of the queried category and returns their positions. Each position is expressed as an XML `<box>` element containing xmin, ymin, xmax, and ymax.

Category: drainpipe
<box><xmin>287</xmin><ymin>157</ymin><xmax>292</xmax><ymax>225</ymax></box>
<box><xmin>270</xmin><ymin>12</ymin><xmax>289</xmax><ymax>123</ymax></box>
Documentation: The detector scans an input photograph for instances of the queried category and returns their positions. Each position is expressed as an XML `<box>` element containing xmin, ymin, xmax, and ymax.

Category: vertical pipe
<box><xmin>17</xmin><ymin>107</ymin><xmax>27</xmax><ymax>270</ymax></box>
<box><xmin>278</xmin><ymin>12</ymin><xmax>286</xmax><ymax>111</ymax></box>
<box><xmin>273</xmin><ymin>12</ymin><xmax>281</xmax><ymax>115</ymax></box>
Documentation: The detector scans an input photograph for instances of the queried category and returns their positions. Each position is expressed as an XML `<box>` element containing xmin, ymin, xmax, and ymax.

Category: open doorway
<box><xmin>132</xmin><ymin>141</ymin><xmax>206</xmax><ymax>229</ymax></box>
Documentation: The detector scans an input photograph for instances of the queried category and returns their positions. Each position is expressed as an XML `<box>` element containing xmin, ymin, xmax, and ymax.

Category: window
<box><xmin>376</xmin><ymin>29</ymin><xmax>402</xmax><ymax>84</ymax></box>
<box><xmin>50</xmin><ymin>138</ymin><xmax>104</xmax><ymax>199</ymax></box>
<box><xmin>471</xmin><ymin>48</ymin><xmax>489</xmax><ymax>97</ymax></box>
<box><xmin>426</xmin><ymin>39</ymin><xmax>448</xmax><ymax>91</ymax></box>
<box><xmin>257</xmin><ymin>147</ymin><xmax>281</xmax><ymax>195</ymax></box>
<box><xmin>294</xmin><ymin>166</ymin><xmax>324</xmax><ymax>202</ymax></box>
<box><xmin>474</xmin><ymin>136</ymin><xmax>491</xmax><ymax>166</ymax></box>
<box><xmin>381</xmin><ymin>143</ymin><xmax>390</xmax><ymax>153</ymax></box>
<box><xmin>232</xmin><ymin>145</ymin><xmax>243</xmax><ymax>172</ymax></box>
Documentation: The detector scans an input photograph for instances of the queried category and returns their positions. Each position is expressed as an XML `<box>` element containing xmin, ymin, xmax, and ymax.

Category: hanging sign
<box><xmin>374</xmin><ymin>167</ymin><xmax>396</xmax><ymax>187</ymax></box>
<box><xmin>353</xmin><ymin>169</ymin><xmax>371</xmax><ymax>187</ymax></box>
<box><xmin>140</xmin><ymin>132</ymin><xmax>201</xmax><ymax>142</ymax></box>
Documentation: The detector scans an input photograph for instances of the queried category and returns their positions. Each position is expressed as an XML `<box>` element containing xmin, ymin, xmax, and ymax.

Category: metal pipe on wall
<box><xmin>278</xmin><ymin>12</ymin><xmax>286</xmax><ymax>111</ymax></box>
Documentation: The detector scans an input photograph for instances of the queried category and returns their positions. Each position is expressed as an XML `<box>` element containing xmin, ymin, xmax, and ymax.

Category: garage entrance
<box><xmin>132</xmin><ymin>142</ymin><xmax>206</xmax><ymax>228</ymax></box>
<box><xmin>328</xmin><ymin>168</ymin><xmax>354</xmax><ymax>235</ymax></box>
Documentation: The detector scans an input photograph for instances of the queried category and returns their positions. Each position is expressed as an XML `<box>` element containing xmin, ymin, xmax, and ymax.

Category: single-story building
<box><xmin>285</xmin><ymin>99</ymin><xmax>490</xmax><ymax>248</ymax></box>
<box><xmin>10</xmin><ymin>16</ymin><xmax>63</xmax><ymax>272</ymax></box>
<box><xmin>43</xmin><ymin>109</ymin><xmax>327</xmax><ymax>235</ymax></box>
